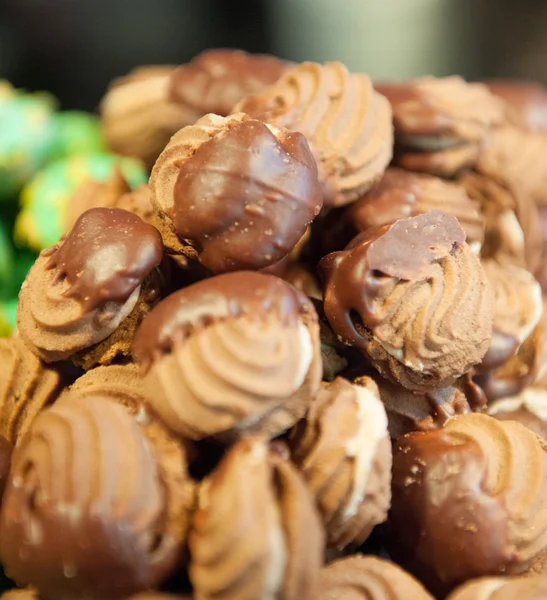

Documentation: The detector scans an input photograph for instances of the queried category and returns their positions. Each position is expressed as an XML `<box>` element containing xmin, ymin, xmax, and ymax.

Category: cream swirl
<box><xmin>100</xmin><ymin>65</ymin><xmax>200</xmax><ymax>168</ymax></box>
<box><xmin>318</xmin><ymin>555</ymin><xmax>434</xmax><ymax>600</ymax></box>
<box><xmin>447</xmin><ymin>575</ymin><xmax>547</xmax><ymax>600</ymax></box>
<box><xmin>390</xmin><ymin>413</ymin><xmax>547</xmax><ymax>593</ymax></box>
<box><xmin>189</xmin><ymin>436</ymin><xmax>324</xmax><ymax>600</ymax></box>
<box><xmin>133</xmin><ymin>271</ymin><xmax>322</xmax><ymax>441</ymax></box>
<box><xmin>0</xmin><ymin>396</ymin><xmax>182</xmax><ymax>599</ymax></box>
<box><xmin>0</xmin><ymin>338</ymin><xmax>64</xmax><ymax>444</ymax></box>
<box><xmin>290</xmin><ymin>377</ymin><xmax>391</xmax><ymax>549</ymax></box>
<box><xmin>320</xmin><ymin>211</ymin><xmax>494</xmax><ymax>392</ymax></box>
<box><xmin>236</xmin><ymin>61</ymin><xmax>393</xmax><ymax>207</ymax></box>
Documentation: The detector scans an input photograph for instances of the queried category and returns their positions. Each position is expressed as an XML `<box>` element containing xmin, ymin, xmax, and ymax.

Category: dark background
<box><xmin>1</xmin><ymin>0</ymin><xmax>547</xmax><ymax>110</ymax></box>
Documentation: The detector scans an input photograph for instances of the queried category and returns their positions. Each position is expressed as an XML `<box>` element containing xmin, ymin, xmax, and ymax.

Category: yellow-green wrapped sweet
<box><xmin>15</xmin><ymin>152</ymin><xmax>148</xmax><ymax>251</ymax></box>
<box><xmin>0</xmin><ymin>220</ymin><xmax>13</xmax><ymax>296</ymax></box>
<box><xmin>0</xmin><ymin>83</ymin><xmax>58</xmax><ymax>199</ymax></box>
<box><xmin>0</xmin><ymin>299</ymin><xmax>17</xmax><ymax>337</ymax></box>
<box><xmin>50</xmin><ymin>111</ymin><xmax>106</xmax><ymax>160</ymax></box>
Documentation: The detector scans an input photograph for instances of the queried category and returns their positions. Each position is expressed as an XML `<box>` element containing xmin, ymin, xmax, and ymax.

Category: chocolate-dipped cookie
<box><xmin>485</xmin><ymin>79</ymin><xmax>547</xmax><ymax>132</ymax></box>
<box><xmin>0</xmin><ymin>394</ymin><xmax>194</xmax><ymax>600</ymax></box>
<box><xmin>133</xmin><ymin>271</ymin><xmax>322</xmax><ymax>441</ymax></box>
<box><xmin>489</xmin><ymin>388</ymin><xmax>547</xmax><ymax>440</ymax></box>
<box><xmin>290</xmin><ymin>377</ymin><xmax>391</xmax><ymax>549</ymax></box>
<box><xmin>318</xmin><ymin>555</ymin><xmax>434</xmax><ymax>600</ymax></box>
<box><xmin>189</xmin><ymin>436</ymin><xmax>324</xmax><ymax>600</ymax></box>
<box><xmin>0</xmin><ymin>338</ymin><xmax>64</xmax><ymax>444</ymax></box>
<box><xmin>370</xmin><ymin>372</ymin><xmax>486</xmax><ymax>439</ymax></box>
<box><xmin>150</xmin><ymin>112</ymin><xmax>323</xmax><ymax>272</ymax></box>
<box><xmin>17</xmin><ymin>207</ymin><xmax>164</xmax><ymax>369</ymax></box>
<box><xmin>389</xmin><ymin>413</ymin><xmax>547</xmax><ymax>596</ymax></box>
<box><xmin>448</xmin><ymin>574</ymin><xmax>547</xmax><ymax>600</ymax></box>
<box><xmin>376</xmin><ymin>76</ymin><xmax>505</xmax><ymax>177</ymax></box>
<box><xmin>320</xmin><ymin>210</ymin><xmax>494</xmax><ymax>392</ymax></box>
<box><xmin>236</xmin><ymin>61</ymin><xmax>393</xmax><ymax>207</ymax></box>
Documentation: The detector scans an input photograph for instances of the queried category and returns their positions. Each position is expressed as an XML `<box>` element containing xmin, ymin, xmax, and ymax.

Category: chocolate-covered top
<box><xmin>172</xmin><ymin>117</ymin><xmax>322</xmax><ymax>272</ymax></box>
<box><xmin>0</xmin><ymin>435</ymin><xmax>12</xmax><ymax>500</ymax></box>
<box><xmin>320</xmin><ymin>210</ymin><xmax>465</xmax><ymax>344</ymax></box>
<box><xmin>133</xmin><ymin>271</ymin><xmax>312</xmax><ymax>369</ymax></box>
<box><xmin>44</xmin><ymin>208</ymin><xmax>163</xmax><ymax>311</ymax></box>
<box><xmin>170</xmin><ymin>48</ymin><xmax>289</xmax><ymax>116</ymax></box>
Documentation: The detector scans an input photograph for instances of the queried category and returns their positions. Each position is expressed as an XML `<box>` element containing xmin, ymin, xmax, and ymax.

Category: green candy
<box><xmin>0</xmin><ymin>220</ymin><xmax>13</xmax><ymax>296</ymax></box>
<box><xmin>50</xmin><ymin>111</ymin><xmax>106</xmax><ymax>160</ymax></box>
<box><xmin>0</xmin><ymin>90</ymin><xmax>58</xmax><ymax>199</ymax></box>
<box><xmin>15</xmin><ymin>153</ymin><xmax>148</xmax><ymax>251</ymax></box>
<box><xmin>0</xmin><ymin>298</ymin><xmax>17</xmax><ymax>338</ymax></box>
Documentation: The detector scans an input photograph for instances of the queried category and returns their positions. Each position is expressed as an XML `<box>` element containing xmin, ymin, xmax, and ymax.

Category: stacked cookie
<box><xmin>2</xmin><ymin>49</ymin><xmax>547</xmax><ymax>599</ymax></box>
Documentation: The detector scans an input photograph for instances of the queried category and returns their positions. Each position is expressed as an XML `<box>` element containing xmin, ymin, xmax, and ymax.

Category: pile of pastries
<box><xmin>2</xmin><ymin>48</ymin><xmax>547</xmax><ymax>599</ymax></box>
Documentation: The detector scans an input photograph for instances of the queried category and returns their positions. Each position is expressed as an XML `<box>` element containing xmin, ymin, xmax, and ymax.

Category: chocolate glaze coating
<box><xmin>170</xmin><ymin>48</ymin><xmax>289</xmax><ymax>116</ymax></box>
<box><xmin>172</xmin><ymin>117</ymin><xmax>322</xmax><ymax>272</ymax></box>
<box><xmin>43</xmin><ymin>208</ymin><xmax>163</xmax><ymax>312</ymax></box>
<box><xmin>0</xmin><ymin>436</ymin><xmax>12</xmax><ymax>500</ymax></box>
<box><xmin>133</xmin><ymin>271</ymin><xmax>313</xmax><ymax>370</ymax></box>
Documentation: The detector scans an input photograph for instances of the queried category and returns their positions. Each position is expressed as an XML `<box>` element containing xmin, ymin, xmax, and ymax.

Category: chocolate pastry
<box><xmin>280</xmin><ymin>262</ymin><xmax>322</xmax><ymax>300</ymax></box>
<box><xmin>236</xmin><ymin>61</ymin><xmax>393</xmax><ymax>207</ymax></box>
<box><xmin>133</xmin><ymin>271</ymin><xmax>322</xmax><ymax>441</ymax></box>
<box><xmin>189</xmin><ymin>436</ymin><xmax>324</xmax><ymax>600</ymax></box>
<box><xmin>479</xmin><ymin>259</ymin><xmax>542</xmax><ymax>371</ymax></box>
<box><xmin>485</xmin><ymin>79</ymin><xmax>547</xmax><ymax>132</ymax></box>
<box><xmin>489</xmin><ymin>388</ymin><xmax>547</xmax><ymax>440</ymax></box>
<box><xmin>0</xmin><ymin>338</ymin><xmax>64</xmax><ymax>444</ymax></box>
<box><xmin>343</xmin><ymin>168</ymin><xmax>485</xmax><ymax>254</ymax></box>
<box><xmin>320</xmin><ymin>210</ymin><xmax>494</xmax><ymax>392</ymax></box>
<box><xmin>318</xmin><ymin>555</ymin><xmax>434</xmax><ymax>600</ymax></box>
<box><xmin>389</xmin><ymin>413</ymin><xmax>547</xmax><ymax>596</ymax></box>
<box><xmin>17</xmin><ymin>207</ymin><xmax>164</xmax><ymax>369</ymax></box>
<box><xmin>376</xmin><ymin>76</ymin><xmax>505</xmax><ymax>177</ymax></box>
<box><xmin>0</xmin><ymin>394</ymin><xmax>194</xmax><ymax>600</ymax></box>
<box><xmin>447</xmin><ymin>574</ymin><xmax>547</xmax><ymax>600</ymax></box>
<box><xmin>0</xmin><ymin>435</ymin><xmax>12</xmax><ymax>499</ymax></box>
<box><xmin>370</xmin><ymin>372</ymin><xmax>486</xmax><ymax>439</ymax></box>
<box><xmin>63</xmin><ymin>169</ymin><xmax>131</xmax><ymax>233</ymax></box>
<box><xmin>290</xmin><ymin>377</ymin><xmax>391</xmax><ymax>549</ymax></box>
<box><xmin>150</xmin><ymin>112</ymin><xmax>323</xmax><ymax>272</ymax></box>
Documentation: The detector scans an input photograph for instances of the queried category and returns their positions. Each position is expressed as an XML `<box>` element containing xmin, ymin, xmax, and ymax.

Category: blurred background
<box><xmin>2</xmin><ymin>0</ymin><xmax>547</xmax><ymax>110</ymax></box>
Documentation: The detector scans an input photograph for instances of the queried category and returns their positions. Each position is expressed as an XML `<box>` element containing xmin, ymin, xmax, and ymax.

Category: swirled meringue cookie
<box><xmin>150</xmin><ymin>112</ymin><xmax>322</xmax><ymax>271</ymax></box>
<box><xmin>63</xmin><ymin>168</ymin><xmax>131</xmax><ymax>233</ymax></box>
<box><xmin>318</xmin><ymin>555</ymin><xmax>434</xmax><ymax>600</ymax></box>
<box><xmin>448</xmin><ymin>574</ymin><xmax>547</xmax><ymax>600</ymax></box>
<box><xmin>376</xmin><ymin>76</ymin><xmax>505</xmax><ymax>177</ymax></box>
<box><xmin>389</xmin><ymin>413</ymin><xmax>547</xmax><ymax>595</ymax></box>
<box><xmin>0</xmin><ymin>338</ymin><xmax>64</xmax><ymax>444</ymax></box>
<box><xmin>320</xmin><ymin>210</ymin><xmax>494</xmax><ymax>392</ymax></box>
<box><xmin>370</xmin><ymin>372</ymin><xmax>486</xmax><ymax>439</ymax></box>
<box><xmin>290</xmin><ymin>377</ymin><xmax>391</xmax><ymax>549</ymax></box>
<box><xmin>116</xmin><ymin>183</ymin><xmax>157</xmax><ymax>226</ymax></box>
<box><xmin>190</xmin><ymin>436</ymin><xmax>324</xmax><ymax>600</ymax></box>
<box><xmin>236</xmin><ymin>61</ymin><xmax>393</xmax><ymax>207</ymax></box>
<box><xmin>17</xmin><ymin>207</ymin><xmax>164</xmax><ymax>369</ymax></box>
<box><xmin>100</xmin><ymin>65</ymin><xmax>199</xmax><ymax>168</ymax></box>
<box><xmin>343</xmin><ymin>168</ymin><xmax>485</xmax><ymax>254</ymax></box>
<box><xmin>0</xmin><ymin>394</ymin><xmax>194</xmax><ymax>600</ymax></box>
<box><xmin>133</xmin><ymin>271</ymin><xmax>322</xmax><ymax>441</ymax></box>
<box><xmin>488</xmin><ymin>388</ymin><xmax>547</xmax><ymax>440</ymax></box>
<box><xmin>0</xmin><ymin>593</ymin><xmax>191</xmax><ymax>600</ymax></box>
<box><xmin>479</xmin><ymin>259</ymin><xmax>542</xmax><ymax>371</ymax></box>
<box><xmin>485</xmin><ymin>80</ymin><xmax>547</xmax><ymax>132</ymax></box>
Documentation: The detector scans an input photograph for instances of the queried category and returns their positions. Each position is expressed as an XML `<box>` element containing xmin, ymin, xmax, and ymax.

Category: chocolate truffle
<box><xmin>345</xmin><ymin>168</ymin><xmax>485</xmax><ymax>254</ymax></box>
<box><xmin>318</xmin><ymin>555</ymin><xmax>434</xmax><ymax>600</ymax></box>
<box><xmin>485</xmin><ymin>79</ymin><xmax>547</xmax><ymax>132</ymax></box>
<box><xmin>0</xmin><ymin>395</ymin><xmax>194</xmax><ymax>600</ymax></box>
<box><xmin>63</xmin><ymin>169</ymin><xmax>131</xmax><ymax>233</ymax></box>
<box><xmin>290</xmin><ymin>377</ymin><xmax>391</xmax><ymax>549</ymax></box>
<box><xmin>447</xmin><ymin>574</ymin><xmax>547</xmax><ymax>600</ymax></box>
<box><xmin>389</xmin><ymin>413</ymin><xmax>547</xmax><ymax>595</ymax></box>
<box><xmin>376</xmin><ymin>76</ymin><xmax>505</xmax><ymax>177</ymax></box>
<box><xmin>189</xmin><ymin>436</ymin><xmax>324</xmax><ymax>600</ymax></box>
<box><xmin>0</xmin><ymin>337</ymin><xmax>64</xmax><ymax>443</ymax></box>
<box><xmin>133</xmin><ymin>271</ymin><xmax>322</xmax><ymax>441</ymax></box>
<box><xmin>320</xmin><ymin>210</ymin><xmax>494</xmax><ymax>392</ymax></box>
<box><xmin>488</xmin><ymin>388</ymin><xmax>547</xmax><ymax>440</ymax></box>
<box><xmin>236</xmin><ymin>61</ymin><xmax>393</xmax><ymax>207</ymax></box>
<box><xmin>370</xmin><ymin>372</ymin><xmax>486</xmax><ymax>440</ymax></box>
<box><xmin>479</xmin><ymin>258</ymin><xmax>542</xmax><ymax>371</ymax></box>
<box><xmin>17</xmin><ymin>207</ymin><xmax>164</xmax><ymax>369</ymax></box>
<box><xmin>150</xmin><ymin>112</ymin><xmax>323</xmax><ymax>272</ymax></box>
